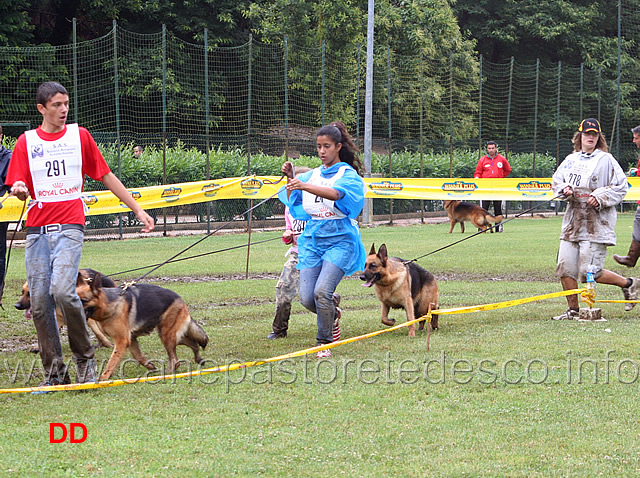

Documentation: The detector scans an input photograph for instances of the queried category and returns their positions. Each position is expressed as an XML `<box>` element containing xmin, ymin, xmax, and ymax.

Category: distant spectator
<box><xmin>474</xmin><ymin>141</ymin><xmax>511</xmax><ymax>232</ymax></box>
<box><xmin>133</xmin><ymin>145</ymin><xmax>144</xmax><ymax>159</ymax></box>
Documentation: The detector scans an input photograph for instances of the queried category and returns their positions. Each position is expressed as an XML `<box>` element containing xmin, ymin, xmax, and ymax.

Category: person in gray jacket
<box><xmin>551</xmin><ymin>118</ymin><xmax>639</xmax><ymax>320</ymax></box>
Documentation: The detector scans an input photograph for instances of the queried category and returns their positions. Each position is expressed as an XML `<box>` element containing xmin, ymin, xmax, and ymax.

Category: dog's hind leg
<box><xmin>178</xmin><ymin>335</ymin><xmax>205</xmax><ymax>365</ymax></box>
<box><xmin>129</xmin><ymin>337</ymin><xmax>157</xmax><ymax>371</ymax></box>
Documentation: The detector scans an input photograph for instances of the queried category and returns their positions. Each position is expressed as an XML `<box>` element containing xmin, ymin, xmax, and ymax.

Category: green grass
<box><xmin>1</xmin><ymin>213</ymin><xmax>640</xmax><ymax>476</ymax></box>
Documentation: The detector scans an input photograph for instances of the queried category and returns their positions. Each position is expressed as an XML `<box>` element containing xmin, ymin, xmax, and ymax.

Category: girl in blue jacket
<box><xmin>279</xmin><ymin>121</ymin><xmax>366</xmax><ymax>357</ymax></box>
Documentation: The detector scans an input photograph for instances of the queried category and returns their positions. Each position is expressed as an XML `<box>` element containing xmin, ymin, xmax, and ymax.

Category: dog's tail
<box><xmin>485</xmin><ymin>214</ymin><xmax>503</xmax><ymax>224</ymax></box>
<box><xmin>187</xmin><ymin>319</ymin><xmax>209</xmax><ymax>350</ymax></box>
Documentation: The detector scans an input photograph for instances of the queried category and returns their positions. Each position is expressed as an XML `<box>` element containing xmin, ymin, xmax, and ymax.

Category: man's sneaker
<box><xmin>333</xmin><ymin>307</ymin><xmax>342</xmax><ymax>342</ymax></box>
<box><xmin>316</xmin><ymin>349</ymin><xmax>331</xmax><ymax>359</ymax></box>
<box><xmin>30</xmin><ymin>376</ymin><xmax>70</xmax><ymax>395</ymax></box>
<box><xmin>552</xmin><ymin>309</ymin><xmax>579</xmax><ymax>321</ymax></box>
<box><xmin>622</xmin><ymin>278</ymin><xmax>640</xmax><ymax>311</ymax></box>
<box><xmin>497</xmin><ymin>223</ymin><xmax>504</xmax><ymax>233</ymax></box>
<box><xmin>267</xmin><ymin>331</ymin><xmax>287</xmax><ymax>339</ymax></box>
<box><xmin>76</xmin><ymin>359</ymin><xmax>98</xmax><ymax>384</ymax></box>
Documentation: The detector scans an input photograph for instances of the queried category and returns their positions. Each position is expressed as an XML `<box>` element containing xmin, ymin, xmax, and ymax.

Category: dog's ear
<box><xmin>76</xmin><ymin>272</ymin><xmax>86</xmax><ymax>287</ymax></box>
<box><xmin>378</xmin><ymin>244</ymin><xmax>388</xmax><ymax>263</ymax></box>
<box><xmin>369</xmin><ymin>243</ymin><xmax>376</xmax><ymax>255</ymax></box>
<box><xmin>91</xmin><ymin>272</ymin><xmax>103</xmax><ymax>292</ymax></box>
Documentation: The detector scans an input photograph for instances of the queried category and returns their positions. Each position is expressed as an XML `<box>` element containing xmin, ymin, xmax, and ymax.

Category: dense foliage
<box><xmin>82</xmin><ymin>143</ymin><xmax>557</xmax><ymax>192</ymax></box>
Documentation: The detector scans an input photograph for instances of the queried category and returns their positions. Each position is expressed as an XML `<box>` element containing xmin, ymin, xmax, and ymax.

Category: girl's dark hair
<box><xmin>317</xmin><ymin>121</ymin><xmax>363</xmax><ymax>175</ymax></box>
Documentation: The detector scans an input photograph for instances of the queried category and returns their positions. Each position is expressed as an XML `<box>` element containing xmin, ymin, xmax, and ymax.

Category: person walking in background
<box><xmin>0</xmin><ymin>125</ymin><xmax>12</xmax><ymax>303</ymax></box>
<box><xmin>474</xmin><ymin>141</ymin><xmax>511</xmax><ymax>232</ymax></box>
<box><xmin>279</xmin><ymin>121</ymin><xmax>366</xmax><ymax>358</ymax></box>
<box><xmin>551</xmin><ymin>118</ymin><xmax>639</xmax><ymax>320</ymax></box>
<box><xmin>613</xmin><ymin>125</ymin><xmax>640</xmax><ymax>267</ymax></box>
<box><xmin>7</xmin><ymin>81</ymin><xmax>155</xmax><ymax>388</ymax></box>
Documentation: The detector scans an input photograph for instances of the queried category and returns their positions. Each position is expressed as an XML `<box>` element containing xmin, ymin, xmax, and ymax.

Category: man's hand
<box><xmin>135</xmin><ymin>210</ymin><xmax>155</xmax><ymax>233</ymax></box>
<box><xmin>10</xmin><ymin>181</ymin><xmax>29</xmax><ymax>201</ymax></box>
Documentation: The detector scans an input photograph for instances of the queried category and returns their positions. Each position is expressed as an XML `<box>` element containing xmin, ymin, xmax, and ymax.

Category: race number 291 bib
<box><xmin>25</xmin><ymin>124</ymin><xmax>83</xmax><ymax>203</ymax></box>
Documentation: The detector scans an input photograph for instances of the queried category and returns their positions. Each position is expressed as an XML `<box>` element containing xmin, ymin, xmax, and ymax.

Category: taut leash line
<box><xmin>405</xmin><ymin>196</ymin><xmax>563</xmax><ymax>265</ymax></box>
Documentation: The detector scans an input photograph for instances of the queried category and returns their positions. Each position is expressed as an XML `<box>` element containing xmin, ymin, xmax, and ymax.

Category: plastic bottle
<box><xmin>586</xmin><ymin>264</ymin><xmax>596</xmax><ymax>292</ymax></box>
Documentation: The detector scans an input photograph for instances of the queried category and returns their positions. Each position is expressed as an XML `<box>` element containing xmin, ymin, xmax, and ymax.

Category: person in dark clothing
<box><xmin>0</xmin><ymin>125</ymin><xmax>12</xmax><ymax>303</ymax></box>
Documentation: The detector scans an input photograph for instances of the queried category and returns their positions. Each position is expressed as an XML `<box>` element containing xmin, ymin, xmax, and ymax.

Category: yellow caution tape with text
<box><xmin>2</xmin><ymin>176</ymin><xmax>640</xmax><ymax>222</ymax></box>
<box><xmin>0</xmin><ymin>288</ymin><xmax>586</xmax><ymax>394</ymax></box>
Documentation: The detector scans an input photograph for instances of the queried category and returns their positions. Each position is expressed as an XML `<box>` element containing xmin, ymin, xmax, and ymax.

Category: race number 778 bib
<box><xmin>562</xmin><ymin>151</ymin><xmax>601</xmax><ymax>199</ymax></box>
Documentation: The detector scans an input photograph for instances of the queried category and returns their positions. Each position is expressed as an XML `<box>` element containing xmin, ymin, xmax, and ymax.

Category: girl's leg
<box><xmin>312</xmin><ymin>261</ymin><xmax>344</xmax><ymax>344</ymax></box>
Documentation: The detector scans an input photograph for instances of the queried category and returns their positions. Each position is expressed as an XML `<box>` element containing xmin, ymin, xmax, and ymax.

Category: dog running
<box><xmin>75</xmin><ymin>272</ymin><xmax>209</xmax><ymax>381</ymax></box>
<box><xmin>443</xmin><ymin>200</ymin><xmax>503</xmax><ymax>233</ymax></box>
<box><xmin>16</xmin><ymin>268</ymin><xmax>114</xmax><ymax>349</ymax></box>
<box><xmin>360</xmin><ymin>243</ymin><xmax>439</xmax><ymax>336</ymax></box>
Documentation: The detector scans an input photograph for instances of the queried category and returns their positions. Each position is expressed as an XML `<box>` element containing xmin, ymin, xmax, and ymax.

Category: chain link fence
<box><xmin>0</xmin><ymin>11</ymin><xmax>638</xmax><ymax>237</ymax></box>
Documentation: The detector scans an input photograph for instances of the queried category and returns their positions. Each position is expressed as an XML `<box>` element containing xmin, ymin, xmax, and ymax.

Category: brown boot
<box><xmin>614</xmin><ymin>240</ymin><xmax>640</xmax><ymax>268</ymax></box>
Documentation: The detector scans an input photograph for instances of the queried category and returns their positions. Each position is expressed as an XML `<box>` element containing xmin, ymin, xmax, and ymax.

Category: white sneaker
<box><xmin>316</xmin><ymin>349</ymin><xmax>331</xmax><ymax>359</ymax></box>
<box><xmin>552</xmin><ymin>309</ymin><xmax>579</xmax><ymax>320</ymax></box>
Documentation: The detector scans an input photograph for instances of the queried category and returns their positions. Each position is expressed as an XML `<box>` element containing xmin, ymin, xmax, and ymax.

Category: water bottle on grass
<box><xmin>586</xmin><ymin>264</ymin><xmax>596</xmax><ymax>292</ymax></box>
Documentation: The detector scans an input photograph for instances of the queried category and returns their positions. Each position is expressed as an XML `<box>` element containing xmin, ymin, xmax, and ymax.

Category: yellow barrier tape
<box><xmin>594</xmin><ymin>299</ymin><xmax>640</xmax><ymax>304</ymax></box>
<box><xmin>581</xmin><ymin>289</ymin><xmax>596</xmax><ymax>308</ymax></box>
<box><xmin>2</xmin><ymin>175</ymin><xmax>639</xmax><ymax>222</ymax></box>
<box><xmin>0</xmin><ymin>287</ymin><xmax>587</xmax><ymax>395</ymax></box>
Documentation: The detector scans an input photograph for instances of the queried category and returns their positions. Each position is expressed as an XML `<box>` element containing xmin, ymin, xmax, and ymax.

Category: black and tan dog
<box><xmin>75</xmin><ymin>272</ymin><xmax>208</xmax><ymax>381</ymax></box>
<box><xmin>360</xmin><ymin>244</ymin><xmax>439</xmax><ymax>336</ymax></box>
<box><xmin>443</xmin><ymin>200</ymin><xmax>503</xmax><ymax>233</ymax></box>
<box><xmin>16</xmin><ymin>268</ymin><xmax>114</xmax><ymax>349</ymax></box>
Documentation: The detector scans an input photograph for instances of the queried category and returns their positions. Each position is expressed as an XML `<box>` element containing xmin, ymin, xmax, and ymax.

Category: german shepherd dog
<box><xmin>444</xmin><ymin>200</ymin><xmax>503</xmax><ymax>233</ymax></box>
<box><xmin>360</xmin><ymin>244</ymin><xmax>439</xmax><ymax>336</ymax></box>
<box><xmin>75</xmin><ymin>272</ymin><xmax>209</xmax><ymax>381</ymax></box>
<box><xmin>15</xmin><ymin>268</ymin><xmax>114</xmax><ymax>349</ymax></box>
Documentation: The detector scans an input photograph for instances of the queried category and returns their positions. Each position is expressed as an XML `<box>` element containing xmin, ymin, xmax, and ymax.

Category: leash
<box><xmin>0</xmin><ymin>198</ymin><xmax>27</xmax><ymax>308</ymax></box>
<box><xmin>106</xmin><ymin>235</ymin><xmax>281</xmax><ymax>278</ymax></box>
<box><xmin>125</xmin><ymin>176</ymin><xmax>288</xmax><ymax>288</ymax></box>
<box><xmin>404</xmin><ymin>195</ymin><xmax>564</xmax><ymax>265</ymax></box>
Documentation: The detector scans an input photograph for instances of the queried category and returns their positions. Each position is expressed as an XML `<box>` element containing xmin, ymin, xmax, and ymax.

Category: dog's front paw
<box><xmin>381</xmin><ymin>317</ymin><xmax>396</xmax><ymax>326</ymax></box>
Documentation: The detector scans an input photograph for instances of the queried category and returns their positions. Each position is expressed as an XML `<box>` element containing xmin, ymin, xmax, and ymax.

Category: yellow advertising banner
<box><xmin>0</xmin><ymin>176</ymin><xmax>638</xmax><ymax>222</ymax></box>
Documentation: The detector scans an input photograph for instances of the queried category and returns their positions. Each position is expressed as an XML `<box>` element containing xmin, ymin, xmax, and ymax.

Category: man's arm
<box><xmin>474</xmin><ymin>157</ymin><xmax>485</xmax><ymax>178</ymax></box>
<box><xmin>101</xmin><ymin>172</ymin><xmax>155</xmax><ymax>232</ymax></box>
<box><xmin>502</xmin><ymin>156</ymin><xmax>512</xmax><ymax>177</ymax></box>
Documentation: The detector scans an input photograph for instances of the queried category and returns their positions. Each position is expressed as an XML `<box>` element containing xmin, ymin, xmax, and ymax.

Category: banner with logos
<box><xmin>0</xmin><ymin>176</ymin><xmax>637</xmax><ymax>222</ymax></box>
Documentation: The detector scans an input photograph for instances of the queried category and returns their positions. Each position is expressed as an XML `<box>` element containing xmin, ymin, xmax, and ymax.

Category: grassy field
<box><xmin>1</xmin><ymin>212</ymin><xmax>640</xmax><ymax>476</ymax></box>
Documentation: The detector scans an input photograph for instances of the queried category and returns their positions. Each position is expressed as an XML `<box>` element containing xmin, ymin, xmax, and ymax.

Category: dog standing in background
<box><xmin>444</xmin><ymin>200</ymin><xmax>504</xmax><ymax>233</ymax></box>
<box><xmin>360</xmin><ymin>244</ymin><xmax>439</xmax><ymax>337</ymax></box>
<box><xmin>75</xmin><ymin>272</ymin><xmax>209</xmax><ymax>381</ymax></box>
